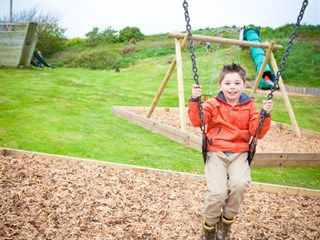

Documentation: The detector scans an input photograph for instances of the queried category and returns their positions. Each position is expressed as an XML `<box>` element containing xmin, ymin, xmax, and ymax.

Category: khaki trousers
<box><xmin>203</xmin><ymin>152</ymin><xmax>251</xmax><ymax>226</ymax></box>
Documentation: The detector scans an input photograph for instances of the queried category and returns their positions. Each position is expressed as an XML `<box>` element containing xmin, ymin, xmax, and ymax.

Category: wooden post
<box><xmin>146</xmin><ymin>34</ymin><xmax>188</xmax><ymax>118</ymax></box>
<box><xmin>175</xmin><ymin>38</ymin><xmax>186</xmax><ymax>131</ymax></box>
<box><xmin>250</xmin><ymin>41</ymin><xmax>275</xmax><ymax>98</ymax></box>
<box><xmin>270</xmin><ymin>52</ymin><xmax>302</xmax><ymax>138</ymax></box>
<box><xmin>10</xmin><ymin>0</ymin><xmax>13</xmax><ymax>22</ymax></box>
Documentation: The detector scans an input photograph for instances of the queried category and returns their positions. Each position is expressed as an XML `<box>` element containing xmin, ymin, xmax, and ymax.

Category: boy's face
<box><xmin>219</xmin><ymin>73</ymin><xmax>245</xmax><ymax>105</ymax></box>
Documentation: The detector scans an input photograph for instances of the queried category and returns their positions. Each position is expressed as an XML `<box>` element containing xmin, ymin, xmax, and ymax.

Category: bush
<box><xmin>85</xmin><ymin>27</ymin><xmax>119</xmax><ymax>46</ymax></box>
<box><xmin>67</xmin><ymin>37</ymin><xmax>84</xmax><ymax>46</ymax></box>
<box><xmin>119</xmin><ymin>27</ymin><xmax>144</xmax><ymax>42</ymax></box>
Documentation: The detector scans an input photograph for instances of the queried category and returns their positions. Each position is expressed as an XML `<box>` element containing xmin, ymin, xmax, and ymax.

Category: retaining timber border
<box><xmin>1</xmin><ymin>148</ymin><xmax>319</xmax><ymax>197</ymax></box>
<box><xmin>285</xmin><ymin>86</ymin><xmax>320</xmax><ymax>97</ymax></box>
<box><xmin>112</xmin><ymin>106</ymin><xmax>320</xmax><ymax>168</ymax></box>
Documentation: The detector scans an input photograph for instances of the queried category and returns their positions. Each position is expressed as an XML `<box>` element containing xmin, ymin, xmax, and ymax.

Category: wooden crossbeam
<box><xmin>167</xmin><ymin>32</ymin><xmax>283</xmax><ymax>50</ymax></box>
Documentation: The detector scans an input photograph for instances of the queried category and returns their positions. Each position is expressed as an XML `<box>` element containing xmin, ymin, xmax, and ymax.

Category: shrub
<box><xmin>119</xmin><ymin>27</ymin><xmax>144</xmax><ymax>42</ymax></box>
<box><xmin>67</xmin><ymin>37</ymin><xmax>84</xmax><ymax>46</ymax></box>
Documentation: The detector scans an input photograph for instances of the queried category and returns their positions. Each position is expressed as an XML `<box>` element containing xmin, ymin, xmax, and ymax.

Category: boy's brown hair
<box><xmin>219</xmin><ymin>63</ymin><xmax>246</xmax><ymax>84</ymax></box>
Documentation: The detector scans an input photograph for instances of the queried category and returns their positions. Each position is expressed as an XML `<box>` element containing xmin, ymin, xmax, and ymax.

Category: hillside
<box><xmin>49</xmin><ymin>25</ymin><xmax>320</xmax><ymax>88</ymax></box>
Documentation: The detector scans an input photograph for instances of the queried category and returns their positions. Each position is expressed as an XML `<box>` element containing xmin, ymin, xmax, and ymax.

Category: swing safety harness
<box><xmin>182</xmin><ymin>0</ymin><xmax>309</xmax><ymax>165</ymax></box>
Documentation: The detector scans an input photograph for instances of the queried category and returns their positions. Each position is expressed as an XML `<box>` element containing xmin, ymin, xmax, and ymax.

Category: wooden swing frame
<box><xmin>146</xmin><ymin>31</ymin><xmax>302</xmax><ymax>137</ymax></box>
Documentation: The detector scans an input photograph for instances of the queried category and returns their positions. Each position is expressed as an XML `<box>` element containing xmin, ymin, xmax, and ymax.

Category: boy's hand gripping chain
<box><xmin>248</xmin><ymin>0</ymin><xmax>308</xmax><ymax>165</ymax></box>
<box><xmin>183</xmin><ymin>0</ymin><xmax>207</xmax><ymax>163</ymax></box>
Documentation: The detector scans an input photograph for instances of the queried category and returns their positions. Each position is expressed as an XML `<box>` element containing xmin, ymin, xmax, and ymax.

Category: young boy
<box><xmin>205</xmin><ymin>42</ymin><xmax>212</xmax><ymax>55</ymax></box>
<box><xmin>188</xmin><ymin>63</ymin><xmax>273</xmax><ymax>240</ymax></box>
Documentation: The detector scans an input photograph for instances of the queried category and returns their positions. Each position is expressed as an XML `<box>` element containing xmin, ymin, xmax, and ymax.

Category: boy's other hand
<box><xmin>262</xmin><ymin>100</ymin><xmax>273</xmax><ymax>114</ymax></box>
<box><xmin>192</xmin><ymin>84</ymin><xmax>202</xmax><ymax>99</ymax></box>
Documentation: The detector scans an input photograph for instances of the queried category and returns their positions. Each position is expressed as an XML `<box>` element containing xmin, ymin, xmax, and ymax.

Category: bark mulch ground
<box><xmin>1</xmin><ymin>154</ymin><xmax>319</xmax><ymax>240</ymax></box>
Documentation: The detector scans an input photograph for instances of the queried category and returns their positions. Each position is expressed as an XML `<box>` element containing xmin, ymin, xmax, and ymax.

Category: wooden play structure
<box><xmin>0</xmin><ymin>22</ymin><xmax>38</xmax><ymax>67</ymax></box>
<box><xmin>113</xmin><ymin>0</ymin><xmax>318</xmax><ymax>168</ymax></box>
<box><xmin>145</xmin><ymin>31</ymin><xmax>302</xmax><ymax>138</ymax></box>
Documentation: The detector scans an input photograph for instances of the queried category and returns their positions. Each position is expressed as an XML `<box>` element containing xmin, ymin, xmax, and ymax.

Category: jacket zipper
<box><xmin>209</xmin><ymin>127</ymin><xmax>221</xmax><ymax>145</ymax></box>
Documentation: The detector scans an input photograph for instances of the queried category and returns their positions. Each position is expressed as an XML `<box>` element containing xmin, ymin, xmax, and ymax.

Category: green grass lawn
<box><xmin>0</xmin><ymin>57</ymin><xmax>319</xmax><ymax>189</ymax></box>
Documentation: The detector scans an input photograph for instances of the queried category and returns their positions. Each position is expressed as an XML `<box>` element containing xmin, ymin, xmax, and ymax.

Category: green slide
<box><xmin>243</xmin><ymin>28</ymin><xmax>274</xmax><ymax>89</ymax></box>
<box><xmin>32</xmin><ymin>51</ymin><xmax>54</xmax><ymax>68</ymax></box>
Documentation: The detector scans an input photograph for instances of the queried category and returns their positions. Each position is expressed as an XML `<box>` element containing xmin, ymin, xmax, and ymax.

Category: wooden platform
<box><xmin>112</xmin><ymin>106</ymin><xmax>320</xmax><ymax>168</ymax></box>
<box><xmin>0</xmin><ymin>22</ymin><xmax>38</xmax><ymax>67</ymax></box>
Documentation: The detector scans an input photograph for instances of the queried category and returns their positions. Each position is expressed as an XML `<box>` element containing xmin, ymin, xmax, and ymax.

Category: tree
<box><xmin>119</xmin><ymin>26</ymin><xmax>144</xmax><ymax>42</ymax></box>
<box><xmin>85</xmin><ymin>26</ymin><xmax>118</xmax><ymax>45</ymax></box>
<box><xmin>85</xmin><ymin>27</ymin><xmax>100</xmax><ymax>44</ymax></box>
<box><xmin>0</xmin><ymin>7</ymin><xmax>66</xmax><ymax>55</ymax></box>
<box><xmin>100</xmin><ymin>27</ymin><xmax>118</xmax><ymax>43</ymax></box>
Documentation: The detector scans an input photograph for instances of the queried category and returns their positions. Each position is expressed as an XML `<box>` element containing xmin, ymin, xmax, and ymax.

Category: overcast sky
<box><xmin>0</xmin><ymin>0</ymin><xmax>319</xmax><ymax>38</ymax></box>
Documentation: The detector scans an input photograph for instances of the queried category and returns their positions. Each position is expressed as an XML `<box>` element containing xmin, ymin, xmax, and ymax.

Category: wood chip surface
<box><xmin>1</xmin><ymin>154</ymin><xmax>319</xmax><ymax>239</ymax></box>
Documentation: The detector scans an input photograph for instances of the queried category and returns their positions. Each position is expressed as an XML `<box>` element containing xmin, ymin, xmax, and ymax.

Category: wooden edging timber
<box><xmin>1</xmin><ymin>147</ymin><xmax>319</xmax><ymax>197</ymax></box>
<box><xmin>112</xmin><ymin>106</ymin><xmax>320</xmax><ymax>168</ymax></box>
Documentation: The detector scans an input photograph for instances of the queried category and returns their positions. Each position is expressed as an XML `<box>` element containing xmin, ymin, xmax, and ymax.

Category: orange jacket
<box><xmin>188</xmin><ymin>92</ymin><xmax>271</xmax><ymax>152</ymax></box>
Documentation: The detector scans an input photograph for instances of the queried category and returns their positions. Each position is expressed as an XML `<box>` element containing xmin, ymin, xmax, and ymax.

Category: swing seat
<box><xmin>203</xmin><ymin>94</ymin><xmax>213</xmax><ymax>101</ymax></box>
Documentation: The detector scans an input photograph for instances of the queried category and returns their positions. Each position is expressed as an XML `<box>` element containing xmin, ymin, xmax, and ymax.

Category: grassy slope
<box><xmin>50</xmin><ymin>25</ymin><xmax>320</xmax><ymax>87</ymax></box>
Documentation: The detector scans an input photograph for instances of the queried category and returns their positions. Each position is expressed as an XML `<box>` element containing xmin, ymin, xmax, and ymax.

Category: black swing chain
<box><xmin>248</xmin><ymin>0</ymin><xmax>309</xmax><ymax>165</ymax></box>
<box><xmin>182</xmin><ymin>0</ymin><xmax>207</xmax><ymax>163</ymax></box>
<box><xmin>258</xmin><ymin>0</ymin><xmax>308</xmax><ymax>124</ymax></box>
<box><xmin>267</xmin><ymin>0</ymin><xmax>308</xmax><ymax>100</ymax></box>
